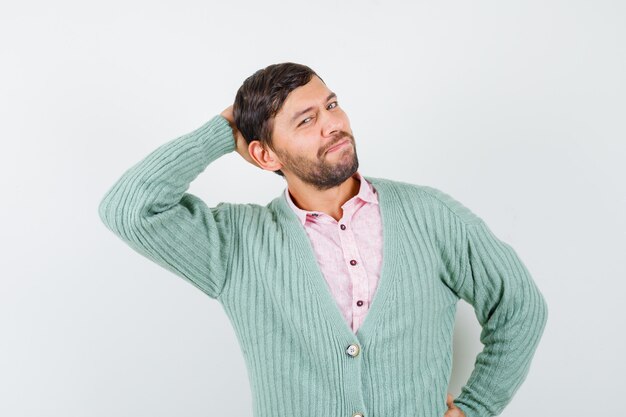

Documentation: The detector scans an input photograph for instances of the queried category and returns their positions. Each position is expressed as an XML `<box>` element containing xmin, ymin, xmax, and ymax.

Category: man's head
<box><xmin>233</xmin><ymin>62</ymin><xmax>358</xmax><ymax>190</ymax></box>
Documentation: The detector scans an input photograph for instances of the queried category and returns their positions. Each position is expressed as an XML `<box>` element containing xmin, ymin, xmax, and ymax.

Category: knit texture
<box><xmin>98</xmin><ymin>115</ymin><xmax>548</xmax><ymax>417</ymax></box>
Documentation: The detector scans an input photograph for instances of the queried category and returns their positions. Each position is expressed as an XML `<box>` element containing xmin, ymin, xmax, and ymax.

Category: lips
<box><xmin>326</xmin><ymin>139</ymin><xmax>349</xmax><ymax>154</ymax></box>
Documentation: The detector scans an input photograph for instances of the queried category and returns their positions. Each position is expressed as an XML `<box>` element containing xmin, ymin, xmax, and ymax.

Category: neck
<box><xmin>286</xmin><ymin>172</ymin><xmax>361</xmax><ymax>222</ymax></box>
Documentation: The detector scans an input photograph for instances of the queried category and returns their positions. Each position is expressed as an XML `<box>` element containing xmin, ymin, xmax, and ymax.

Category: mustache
<box><xmin>323</xmin><ymin>131</ymin><xmax>354</xmax><ymax>155</ymax></box>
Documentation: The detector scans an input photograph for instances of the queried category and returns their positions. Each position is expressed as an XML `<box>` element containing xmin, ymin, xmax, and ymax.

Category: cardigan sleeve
<box><xmin>452</xmin><ymin>218</ymin><xmax>549</xmax><ymax>417</ymax></box>
<box><xmin>98</xmin><ymin>115</ymin><xmax>237</xmax><ymax>299</ymax></box>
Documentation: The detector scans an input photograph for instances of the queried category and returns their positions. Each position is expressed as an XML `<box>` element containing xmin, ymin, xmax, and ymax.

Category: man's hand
<box><xmin>220</xmin><ymin>105</ymin><xmax>261</xmax><ymax>169</ymax></box>
<box><xmin>444</xmin><ymin>393</ymin><xmax>466</xmax><ymax>417</ymax></box>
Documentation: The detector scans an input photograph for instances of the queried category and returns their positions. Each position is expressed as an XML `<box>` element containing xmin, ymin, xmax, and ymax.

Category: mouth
<box><xmin>326</xmin><ymin>139</ymin><xmax>350</xmax><ymax>154</ymax></box>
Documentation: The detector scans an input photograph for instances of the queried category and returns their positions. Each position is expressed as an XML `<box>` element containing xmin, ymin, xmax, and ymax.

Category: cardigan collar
<box><xmin>283</xmin><ymin>171</ymin><xmax>379</xmax><ymax>225</ymax></box>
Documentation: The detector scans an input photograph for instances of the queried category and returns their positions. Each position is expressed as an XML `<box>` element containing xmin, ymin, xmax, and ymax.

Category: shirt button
<box><xmin>346</xmin><ymin>344</ymin><xmax>360</xmax><ymax>357</ymax></box>
<box><xmin>356</xmin><ymin>300</ymin><xmax>364</xmax><ymax>307</ymax></box>
<box><xmin>340</xmin><ymin>224</ymin><xmax>346</xmax><ymax>230</ymax></box>
<box><xmin>352</xmin><ymin>413</ymin><xmax>364</xmax><ymax>417</ymax></box>
<box><xmin>350</xmin><ymin>259</ymin><xmax>357</xmax><ymax>266</ymax></box>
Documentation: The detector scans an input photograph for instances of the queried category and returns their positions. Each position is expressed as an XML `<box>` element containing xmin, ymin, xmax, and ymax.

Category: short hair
<box><xmin>233</xmin><ymin>62</ymin><xmax>323</xmax><ymax>177</ymax></box>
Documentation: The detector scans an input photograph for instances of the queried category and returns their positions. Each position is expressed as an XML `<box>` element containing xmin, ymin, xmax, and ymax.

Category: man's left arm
<box><xmin>449</xmin><ymin>218</ymin><xmax>549</xmax><ymax>417</ymax></box>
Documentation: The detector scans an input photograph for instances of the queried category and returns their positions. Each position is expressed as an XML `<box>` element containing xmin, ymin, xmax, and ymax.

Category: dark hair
<box><xmin>233</xmin><ymin>62</ymin><xmax>323</xmax><ymax>177</ymax></box>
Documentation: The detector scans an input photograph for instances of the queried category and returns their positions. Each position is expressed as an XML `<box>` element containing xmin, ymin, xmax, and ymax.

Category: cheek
<box><xmin>300</xmin><ymin>142</ymin><xmax>320</xmax><ymax>158</ymax></box>
<box><xmin>339</xmin><ymin>111</ymin><xmax>351</xmax><ymax>128</ymax></box>
<box><xmin>287</xmin><ymin>132</ymin><xmax>313</xmax><ymax>150</ymax></box>
<box><xmin>276</xmin><ymin>139</ymin><xmax>312</xmax><ymax>161</ymax></box>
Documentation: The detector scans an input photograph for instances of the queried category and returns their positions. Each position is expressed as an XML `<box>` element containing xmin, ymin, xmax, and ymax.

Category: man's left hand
<box><xmin>444</xmin><ymin>393</ymin><xmax>466</xmax><ymax>417</ymax></box>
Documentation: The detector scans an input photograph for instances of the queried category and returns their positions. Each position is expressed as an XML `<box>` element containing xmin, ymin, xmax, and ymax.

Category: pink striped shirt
<box><xmin>284</xmin><ymin>171</ymin><xmax>383</xmax><ymax>334</ymax></box>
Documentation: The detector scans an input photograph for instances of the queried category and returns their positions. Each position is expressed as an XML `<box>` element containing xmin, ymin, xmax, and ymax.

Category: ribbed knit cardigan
<box><xmin>98</xmin><ymin>114</ymin><xmax>548</xmax><ymax>417</ymax></box>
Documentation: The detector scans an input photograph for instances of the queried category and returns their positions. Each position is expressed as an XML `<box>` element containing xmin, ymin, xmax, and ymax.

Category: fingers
<box><xmin>220</xmin><ymin>105</ymin><xmax>234</xmax><ymax>124</ymax></box>
<box><xmin>444</xmin><ymin>393</ymin><xmax>465</xmax><ymax>417</ymax></box>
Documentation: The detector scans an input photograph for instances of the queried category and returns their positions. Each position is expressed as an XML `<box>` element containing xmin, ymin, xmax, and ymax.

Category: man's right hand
<box><xmin>220</xmin><ymin>105</ymin><xmax>262</xmax><ymax>169</ymax></box>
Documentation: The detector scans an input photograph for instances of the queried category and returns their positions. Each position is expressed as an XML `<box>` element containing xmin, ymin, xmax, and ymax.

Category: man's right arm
<box><xmin>98</xmin><ymin>114</ymin><xmax>237</xmax><ymax>299</ymax></box>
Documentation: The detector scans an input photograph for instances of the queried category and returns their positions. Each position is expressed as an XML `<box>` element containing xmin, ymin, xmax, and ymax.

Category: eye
<box><xmin>299</xmin><ymin>116</ymin><xmax>313</xmax><ymax>127</ymax></box>
<box><xmin>327</xmin><ymin>101</ymin><xmax>338</xmax><ymax>110</ymax></box>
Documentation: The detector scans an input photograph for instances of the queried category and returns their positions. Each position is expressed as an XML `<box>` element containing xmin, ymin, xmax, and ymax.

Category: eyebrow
<box><xmin>290</xmin><ymin>92</ymin><xmax>337</xmax><ymax>124</ymax></box>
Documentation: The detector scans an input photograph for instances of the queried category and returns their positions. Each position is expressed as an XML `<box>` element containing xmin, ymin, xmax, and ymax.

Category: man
<box><xmin>99</xmin><ymin>62</ymin><xmax>548</xmax><ymax>417</ymax></box>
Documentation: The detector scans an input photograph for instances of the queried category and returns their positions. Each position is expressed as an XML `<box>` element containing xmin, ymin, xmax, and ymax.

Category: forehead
<box><xmin>277</xmin><ymin>76</ymin><xmax>331</xmax><ymax>114</ymax></box>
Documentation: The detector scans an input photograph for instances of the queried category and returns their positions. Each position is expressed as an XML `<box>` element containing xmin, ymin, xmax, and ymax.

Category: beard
<box><xmin>277</xmin><ymin>131</ymin><xmax>359</xmax><ymax>191</ymax></box>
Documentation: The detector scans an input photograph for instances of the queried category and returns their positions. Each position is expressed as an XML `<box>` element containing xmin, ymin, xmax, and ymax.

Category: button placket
<box><xmin>337</xmin><ymin>216</ymin><xmax>369</xmax><ymax>330</ymax></box>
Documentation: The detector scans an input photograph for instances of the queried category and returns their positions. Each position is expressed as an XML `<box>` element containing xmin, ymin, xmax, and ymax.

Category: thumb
<box><xmin>446</xmin><ymin>393</ymin><xmax>454</xmax><ymax>408</ymax></box>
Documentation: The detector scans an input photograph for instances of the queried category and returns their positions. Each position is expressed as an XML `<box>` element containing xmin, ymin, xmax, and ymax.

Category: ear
<box><xmin>248</xmin><ymin>140</ymin><xmax>284</xmax><ymax>173</ymax></box>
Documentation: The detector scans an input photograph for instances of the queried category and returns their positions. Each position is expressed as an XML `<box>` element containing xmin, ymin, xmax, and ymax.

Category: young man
<box><xmin>98</xmin><ymin>62</ymin><xmax>548</xmax><ymax>417</ymax></box>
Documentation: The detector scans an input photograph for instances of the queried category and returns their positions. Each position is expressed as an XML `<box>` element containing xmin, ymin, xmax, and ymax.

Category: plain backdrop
<box><xmin>1</xmin><ymin>0</ymin><xmax>624</xmax><ymax>416</ymax></box>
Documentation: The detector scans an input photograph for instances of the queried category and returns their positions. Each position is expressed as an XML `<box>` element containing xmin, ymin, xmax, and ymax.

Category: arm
<box><xmin>98</xmin><ymin>113</ymin><xmax>239</xmax><ymax>298</ymax></box>
<box><xmin>451</xmin><ymin>218</ymin><xmax>549</xmax><ymax>417</ymax></box>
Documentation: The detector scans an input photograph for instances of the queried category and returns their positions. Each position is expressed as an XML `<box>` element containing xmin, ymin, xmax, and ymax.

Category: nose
<box><xmin>321</xmin><ymin>108</ymin><xmax>345</xmax><ymax>137</ymax></box>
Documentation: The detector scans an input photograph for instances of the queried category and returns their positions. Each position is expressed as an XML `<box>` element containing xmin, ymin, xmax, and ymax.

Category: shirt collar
<box><xmin>283</xmin><ymin>171</ymin><xmax>379</xmax><ymax>225</ymax></box>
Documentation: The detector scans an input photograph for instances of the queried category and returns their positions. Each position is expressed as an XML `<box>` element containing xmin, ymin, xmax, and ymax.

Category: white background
<box><xmin>1</xmin><ymin>0</ymin><xmax>624</xmax><ymax>416</ymax></box>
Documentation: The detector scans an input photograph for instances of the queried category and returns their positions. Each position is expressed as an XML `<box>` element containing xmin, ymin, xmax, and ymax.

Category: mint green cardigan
<box><xmin>98</xmin><ymin>115</ymin><xmax>548</xmax><ymax>417</ymax></box>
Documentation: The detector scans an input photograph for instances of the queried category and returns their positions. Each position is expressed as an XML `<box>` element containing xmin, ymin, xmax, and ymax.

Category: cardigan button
<box><xmin>340</xmin><ymin>224</ymin><xmax>346</xmax><ymax>230</ymax></box>
<box><xmin>346</xmin><ymin>344</ymin><xmax>360</xmax><ymax>357</ymax></box>
<box><xmin>350</xmin><ymin>259</ymin><xmax>357</xmax><ymax>266</ymax></box>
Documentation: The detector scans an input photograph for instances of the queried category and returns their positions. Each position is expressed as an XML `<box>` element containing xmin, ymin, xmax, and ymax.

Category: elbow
<box><xmin>98</xmin><ymin>193</ymin><xmax>111</xmax><ymax>227</ymax></box>
<box><xmin>529</xmin><ymin>287</ymin><xmax>549</xmax><ymax>342</ymax></box>
<box><xmin>98</xmin><ymin>191</ymin><xmax>124</xmax><ymax>233</ymax></box>
<box><xmin>97</xmin><ymin>186</ymin><xmax>143</xmax><ymax>237</ymax></box>
<box><xmin>539</xmin><ymin>291</ymin><xmax>549</xmax><ymax>330</ymax></box>
<box><xmin>517</xmin><ymin>280</ymin><xmax>549</xmax><ymax>341</ymax></box>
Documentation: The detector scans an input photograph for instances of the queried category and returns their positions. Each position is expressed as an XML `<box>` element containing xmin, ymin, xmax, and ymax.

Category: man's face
<box><xmin>269</xmin><ymin>75</ymin><xmax>358</xmax><ymax>190</ymax></box>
